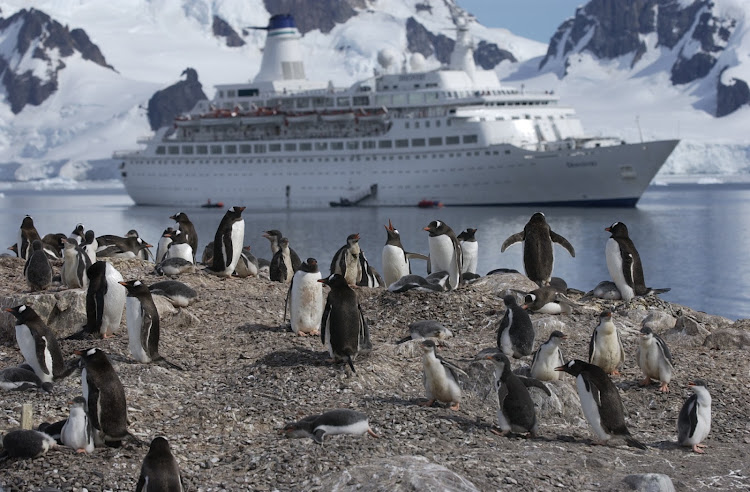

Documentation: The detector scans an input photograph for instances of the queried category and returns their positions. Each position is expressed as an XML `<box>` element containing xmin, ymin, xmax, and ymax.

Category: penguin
<box><xmin>484</xmin><ymin>351</ymin><xmax>538</xmax><ymax>437</ymax></box>
<box><xmin>120</xmin><ymin>280</ymin><xmax>182</xmax><ymax>369</ymax></box>
<box><xmin>75</xmin><ymin>348</ymin><xmax>132</xmax><ymax>447</ymax></box>
<box><xmin>419</xmin><ymin>339</ymin><xmax>467</xmax><ymax>410</ymax></box>
<box><xmin>84</xmin><ymin>261</ymin><xmax>127</xmax><ymax>338</ymax></box>
<box><xmin>201</xmin><ymin>241</ymin><xmax>214</xmax><ymax>266</ymax></box>
<box><xmin>530</xmin><ymin>331</ymin><xmax>567</xmax><ymax>381</ymax></box>
<box><xmin>155</xmin><ymin>257</ymin><xmax>196</xmax><ymax>276</ymax></box>
<box><xmin>60</xmin><ymin>396</ymin><xmax>95</xmax><ymax>453</ymax></box>
<box><xmin>677</xmin><ymin>380</ymin><xmax>711</xmax><ymax>454</ymax></box>
<box><xmin>582</xmin><ymin>281</ymin><xmax>623</xmax><ymax>301</ymax></box>
<box><xmin>381</xmin><ymin>220</ymin><xmax>429</xmax><ymax>287</ymax></box>
<box><xmin>149</xmin><ymin>280</ymin><xmax>198</xmax><ymax>308</ymax></box>
<box><xmin>81</xmin><ymin>230</ymin><xmax>98</xmax><ymax>266</ymax></box>
<box><xmin>17</xmin><ymin>215</ymin><xmax>42</xmax><ymax>260</ymax></box>
<box><xmin>155</xmin><ymin>227</ymin><xmax>175</xmax><ymax>264</ymax></box>
<box><xmin>1</xmin><ymin>429</ymin><xmax>57</xmax><ymax>459</ymax></box>
<box><xmin>330</xmin><ymin>233</ymin><xmax>362</xmax><ymax>286</ymax></box>
<box><xmin>270</xmin><ymin>237</ymin><xmax>294</xmax><ymax>283</ymax></box>
<box><xmin>636</xmin><ymin>326</ymin><xmax>674</xmax><ymax>392</ymax></box>
<box><xmin>319</xmin><ymin>274</ymin><xmax>372</xmax><ymax>372</ymax></box>
<box><xmin>496</xmin><ymin>295</ymin><xmax>535</xmax><ymax>359</ymax></box>
<box><xmin>96</xmin><ymin>234</ymin><xmax>152</xmax><ymax>260</ymax></box>
<box><xmin>286</xmin><ymin>258</ymin><xmax>323</xmax><ymax>336</ymax></box>
<box><xmin>555</xmin><ymin>359</ymin><xmax>647</xmax><ymax>449</ymax></box>
<box><xmin>70</xmin><ymin>223</ymin><xmax>85</xmax><ymax>244</ymax></box>
<box><xmin>0</xmin><ymin>366</ymin><xmax>51</xmax><ymax>392</ymax></box>
<box><xmin>24</xmin><ymin>239</ymin><xmax>53</xmax><ymax>291</ymax></box>
<box><xmin>396</xmin><ymin>320</ymin><xmax>453</xmax><ymax>344</ymax></box>
<box><xmin>61</xmin><ymin>238</ymin><xmax>91</xmax><ymax>288</ymax></box>
<box><xmin>457</xmin><ymin>228</ymin><xmax>478</xmax><ymax>275</ymax></box>
<box><xmin>605</xmin><ymin>221</ymin><xmax>654</xmax><ymax>302</ymax></box>
<box><xmin>170</xmin><ymin>211</ymin><xmax>198</xmax><ymax>263</ymax></box>
<box><xmin>262</xmin><ymin>229</ymin><xmax>302</xmax><ymax>271</ymax></box>
<box><xmin>165</xmin><ymin>230</ymin><xmax>194</xmax><ymax>264</ymax></box>
<box><xmin>588</xmin><ymin>310</ymin><xmax>625</xmax><ymax>376</ymax></box>
<box><xmin>209</xmin><ymin>206</ymin><xmax>245</xmax><ymax>277</ymax></box>
<box><xmin>235</xmin><ymin>245</ymin><xmax>259</xmax><ymax>278</ymax></box>
<box><xmin>136</xmin><ymin>436</ymin><xmax>184</xmax><ymax>492</ymax></box>
<box><xmin>522</xmin><ymin>286</ymin><xmax>578</xmax><ymax>315</ymax></box>
<box><xmin>42</xmin><ymin>233</ymin><xmax>66</xmax><ymax>259</ymax></box>
<box><xmin>282</xmin><ymin>409</ymin><xmax>379</xmax><ymax>444</ymax></box>
<box><xmin>5</xmin><ymin>305</ymin><xmax>66</xmax><ymax>385</ymax></box>
<box><xmin>387</xmin><ymin>273</ymin><xmax>449</xmax><ymax>293</ymax></box>
<box><xmin>424</xmin><ymin>220</ymin><xmax>462</xmax><ymax>291</ymax></box>
<box><xmin>501</xmin><ymin>212</ymin><xmax>575</xmax><ymax>287</ymax></box>
<box><xmin>38</xmin><ymin>419</ymin><xmax>66</xmax><ymax>444</ymax></box>
<box><xmin>356</xmin><ymin>250</ymin><xmax>384</xmax><ymax>288</ymax></box>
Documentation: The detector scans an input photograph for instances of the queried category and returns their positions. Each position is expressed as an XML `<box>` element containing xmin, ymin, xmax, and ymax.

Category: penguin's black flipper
<box><xmin>647</xmin><ymin>287</ymin><xmax>671</xmax><ymax>295</ymax></box>
<box><xmin>55</xmin><ymin>358</ymin><xmax>81</xmax><ymax>381</ymax></box>
<box><xmin>517</xmin><ymin>375</ymin><xmax>552</xmax><ymax>396</ymax></box>
<box><xmin>154</xmin><ymin>356</ymin><xmax>184</xmax><ymax>371</ymax></box>
<box><xmin>312</xmin><ymin>429</ymin><xmax>326</xmax><ymax>444</ymax></box>
<box><xmin>500</xmin><ymin>232</ymin><xmax>525</xmax><ymax>252</ymax></box>
<box><xmin>550</xmin><ymin>230</ymin><xmax>575</xmax><ymax>257</ymax></box>
<box><xmin>346</xmin><ymin>355</ymin><xmax>356</xmax><ymax>374</ymax></box>
<box><xmin>396</xmin><ymin>335</ymin><xmax>412</xmax><ymax>344</ymax></box>
<box><xmin>283</xmin><ymin>279</ymin><xmax>293</xmax><ymax>322</ymax></box>
<box><xmin>625</xmin><ymin>436</ymin><xmax>648</xmax><ymax>450</ymax></box>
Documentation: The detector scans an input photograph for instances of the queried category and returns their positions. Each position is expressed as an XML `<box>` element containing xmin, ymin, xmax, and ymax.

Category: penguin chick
<box><xmin>636</xmin><ymin>326</ymin><xmax>673</xmax><ymax>392</ymax></box>
<box><xmin>24</xmin><ymin>240</ymin><xmax>52</xmax><ymax>291</ymax></box>
<box><xmin>330</xmin><ymin>233</ymin><xmax>362</xmax><ymax>286</ymax></box>
<box><xmin>61</xmin><ymin>396</ymin><xmax>95</xmax><ymax>453</ymax></box>
<box><xmin>286</xmin><ymin>258</ymin><xmax>323</xmax><ymax>336</ymax></box>
<box><xmin>497</xmin><ymin>295</ymin><xmax>535</xmax><ymax>359</ymax></box>
<box><xmin>136</xmin><ymin>436</ymin><xmax>184</xmax><ymax>492</ymax></box>
<box><xmin>588</xmin><ymin>310</ymin><xmax>625</xmax><ymax>376</ymax></box>
<box><xmin>396</xmin><ymin>320</ymin><xmax>453</xmax><ymax>344</ymax></box>
<box><xmin>1</xmin><ymin>429</ymin><xmax>57</xmax><ymax>459</ymax></box>
<box><xmin>530</xmin><ymin>331</ymin><xmax>567</xmax><ymax>381</ymax></box>
<box><xmin>485</xmin><ymin>351</ymin><xmax>538</xmax><ymax>437</ymax></box>
<box><xmin>282</xmin><ymin>409</ymin><xmax>379</xmax><ymax>444</ymax></box>
<box><xmin>457</xmin><ymin>227</ymin><xmax>478</xmax><ymax>275</ymax></box>
<box><xmin>678</xmin><ymin>380</ymin><xmax>711</xmax><ymax>454</ymax></box>
<box><xmin>522</xmin><ymin>286</ymin><xmax>579</xmax><ymax>315</ymax></box>
<box><xmin>420</xmin><ymin>339</ymin><xmax>467</xmax><ymax>410</ymax></box>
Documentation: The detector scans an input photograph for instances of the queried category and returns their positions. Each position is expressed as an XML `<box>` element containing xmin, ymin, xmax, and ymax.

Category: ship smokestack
<box><xmin>254</xmin><ymin>14</ymin><xmax>306</xmax><ymax>83</ymax></box>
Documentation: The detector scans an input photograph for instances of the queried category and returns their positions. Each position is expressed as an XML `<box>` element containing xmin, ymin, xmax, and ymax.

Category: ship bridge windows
<box><xmin>362</xmin><ymin>141</ymin><xmax>375</xmax><ymax>149</ymax></box>
<box><xmin>300</xmin><ymin>142</ymin><xmax>312</xmax><ymax>151</ymax></box>
<box><xmin>238</xmin><ymin>88</ymin><xmax>259</xmax><ymax>97</ymax></box>
<box><xmin>352</xmin><ymin>96</ymin><xmax>369</xmax><ymax>106</ymax></box>
<box><xmin>196</xmin><ymin>145</ymin><xmax>208</xmax><ymax>155</ymax></box>
<box><xmin>210</xmin><ymin>145</ymin><xmax>222</xmax><ymax>154</ymax></box>
<box><xmin>463</xmin><ymin>135</ymin><xmax>478</xmax><ymax>144</ymax></box>
<box><xmin>168</xmin><ymin>146</ymin><xmax>179</xmax><ymax>155</ymax></box>
<box><xmin>396</xmin><ymin>139</ymin><xmax>408</xmax><ymax>148</ymax></box>
<box><xmin>346</xmin><ymin>141</ymin><xmax>359</xmax><ymax>150</ymax></box>
<box><xmin>393</xmin><ymin>94</ymin><xmax>407</xmax><ymax>105</ymax></box>
<box><xmin>336</xmin><ymin>97</ymin><xmax>350</xmax><ymax>107</ymax></box>
<box><xmin>429</xmin><ymin>137</ymin><xmax>442</xmax><ymax>146</ymax></box>
<box><xmin>156</xmin><ymin>146</ymin><xmax>166</xmax><ymax>155</ymax></box>
<box><xmin>254</xmin><ymin>144</ymin><xmax>266</xmax><ymax>153</ymax></box>
<box><xmin>296</xmin><ymin>98</ymin><xmax>310</xmax><ymax>109</ymax></box>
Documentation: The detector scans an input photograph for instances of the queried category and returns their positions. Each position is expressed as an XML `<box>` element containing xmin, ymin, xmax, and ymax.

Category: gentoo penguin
<box><xmin>62</xmin><ymin>238</ymin><xmax>91</xmax><ymax>288</ymax></box>
<box><xmin>588</xmin><ymin>310</ymin><xmax>625</xmax><ymax>376</ymax></box>
<box><xmin>96</xmin><ymin>234</ymin><xmax>152</xmax><ymax>260</ymax></box>
<box><xmin>677</xmin><ymin>380</ymin><xmax>712</xmax><ymax>454</ymax></box>
<box><xmin>170</xmin><ymin>211</ymin><xmax>198</xmax><ymax>263</ymax></box>
<box><xmin>155</xmin><ymin>257</ymin><xmax>196</xmax><ymax>276</ymax></box>
<box><xmin>530</xmin><ymin>331</ymin><xmax>567</xmax><ymax>381</ymax></box>
<box><xmin>270</xmin><ymin>237</ymin><xmax>294</xmax><ymax>283</ymax></box>
<box><xmin>149</xmin><ymin>280</ymin><xmax>198</xmax><ymax>308</ymax></box>
<box><xmin>419</xmin><ymin>339</ymin><xmax>467</xmax><ymax>410</ymax></box>
<box><xmin>0</xmin><ymin>366</ymin><xmax>51</xmax><ymax>392</ymax></box>
<box><xmin>42</xmin><ymin>232</ymin><xmax>66</xmax><ymax>259</ymax></box>
<box><xmin>330</xmin><ymin>233</ymin><xmax>362</xmax><ymax>286</ymax></box>
<box><xmin>24</xmin><ymin>240</ymin><xmax>53</xmax><ymax>291</ymax></box>
<box><xmin>17</xmin><ymin>215</ymin><xmax>42</xmax><ymax>260</ymax></box>
<box><xmin>636</xmin><ymin>326</ymin><xmax>674</xmax><ymax>392</ymax></box>
<box><xmin>282</xmin><ymin>409</ymin><xmax>379</xmax><ymax>444</ymax></box>
<box><xmin>286</xmin><ymin>258</ymin><xmax>323</xmax><ymax>336</ymax></box>
<box><xmin>70</xmin><ymin>223</ymin><xmax>85</xmax><ymax>244</ymax></box>
<box><xmin>396</xmin><ymin>319</ymin><xmax>454</xmax><ymax>344</ymax></box>
<box><xmin>75</xmin><ymin>348</ymin><xmax>131</xmax><ymax>447</ymax></box>
<box><xmin>496</xmin><ymin>295</ymin><xmax>535</xmax><ymax>359</ymax></box>
<box><xmin>155</xmin><ymin>227</ymin><xmax>175</xmax><ymax>264</ymax></box>
<box><xmin>1</xmin><ymin>429</ymin><xmax>57</xmax><ymax>459</ymax></box>
<box><xmin>555</xmin><ymin>360</ymin><xmax>647</xmax><ymax>449</ymax></box>
<box><xmin>60</xmin><ymin>396</ymin><xmax>95</xmax><ymax>453</ymax></box>
<box><xmin>234</xmin><ymin>245</ymin><xmax>259</xmax><ymax>278</ymax></box>
<box><xmin>5</xmin><ymin>305</ymin><xmax>66</xmax><ymax>385</ymax></box>
<box><xmin>485</xmin><ymin>351</ymin><xmax>538</xmax><ymax>437</ymax></box>
<box><xmin>84</xmin><ymin>261</ymin><xmax>126</xmax><ymax>338</ymax></box>
<box><xmin>457</xmin><ymin>228</ymin><xmax>478</xmax><ymax>275</ymax></box>
<box><xmin>209</xmin><ymin>206</ymin><xmax>245</xmax><ymax>277</ymax></box>
<box><xmin>120</xmin><ymin>280</ymin><xmax>182</xmax><ymax>369</ymax></box>
<box><xmin>424</xmin><ymin>220</ymin><xmax>462</xmax><ymax>291</ymax></box>
<box><xmin>262</xmin><ymin>229</ymin><xmax>302</xmax><ymax>271</ymax></box>
<box><xmin>521</xmin><ymin>286</ymin><xmax>577</xmax><ymax>315</ymax></box>
<box><xmin>319</xmin><ymin>274</ymin><xmax>372</xmax><ymax>372</ymax></box>
<box><xmin>381</xmin><ymin>220</ymin><xmax>429</xmax><ymax>287</ymax></box>
<box><xmin>582</xmin><ymin>280</ymin><xmax>623</xmax><ymax>301</ymax></box>
<box><xmin>81</xmin><ymin>230</ymin><xmax>98</xmax><ymax>266</ymax></box>
<box><xmin>165</xmin><ymin>230</ymin><xmax>194</xmax><ymax>264</ymax></box>
<box><xmin>501</xmin><ymin>212</ymin><xmax>575</xmax><ymax>287</ymax></box>
<box><xmin>356</xmin><ymin>250</ymin><xmax>384</xmax><ymax>288</ymax></box>
<box><xmin>605</xmin><ymin>221</ymin><xmax>648</xmax><ymax>302</ymax></box>
<box><xmin>136</xmin><ymin>436</ymin><xmax>184</xmax><ymax>492</ymax></box>
<box><xmin>387</xmin><ymin>273</ymin><xmax>449</xmax><ymax>293</ymax></box>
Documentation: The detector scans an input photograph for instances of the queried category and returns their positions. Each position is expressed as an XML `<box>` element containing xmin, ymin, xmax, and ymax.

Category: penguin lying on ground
<box><xmin>136</xmin><ymin>436</ymin><xmax>184</xmax><ymax>491</ymax></box>
<box><xmin>0</xmin><ymin>365</ymin><xmax>52</xmax><ymax>392</ymax></box>
<box><xmin>396</xmin><ymin>320</ymin><xmax>453</xmax><ymax>344</ymax></box>
<box><xmin>520</xmin><ymin>286</ymin><xmax>579</xmax><ymax>315</ymax></box>
<box><xmin>1</xmin><ymin>429</ymin><xmax>57</xmax><ymax>460</ymax></box>
<box><xmin>282</xmin><ymin>409</ymin><xmax>379</xmax><ymax>444</ymax></box>
<box><xmin>149</xmin><ymin>280</ymin><xmax>198</xmax><ymax>308</ymax></box>
<box><xmin>155</xmin><ymin>257</ymin><xmax>197</xmax><ymax>276</ymax></box>
<box><xmin>387</xmin><ymin>272</ymin><xmax>450</xmax><ymax>293</ymax></box>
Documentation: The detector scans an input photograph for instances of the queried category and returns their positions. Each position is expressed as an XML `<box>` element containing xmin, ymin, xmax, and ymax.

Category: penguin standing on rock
<box><xmin>155</xmin><ymin>227</ymin><xmax>175</xmax><ymax>264</ymax></box>
<box><xmin>83</xmin><ymin>261</ymin><xmax>126</xmax><ymax>338</ymax></box>
<box><xmin>61</xmin><ymin>396</ymin><xmax>95</xmax><ymax>454</ymax></box>
<box><xmin>636</xmin><ymin>326</ymin><xmax>673</xmax><ymax>392</ymax></box>
<box><xmin>501</xmin><ymin>212</ymin><xmax>575</xmax><ymax>287</ymax></box>
<box><xmin>424</xmin><ymin>220</ymin><xmax>462</xmax><ymax>291</ymax></box>
<box><xmin>381</xmin><ymin>220</ymin><xmax>428</xmax><ymax>287</ymax></box>
<box><xmin>17</xmin><ymin>215</ymin><xmax>42</xmax><ymax>260</ymax></box>
<box><xmin>286</xmin><ymin>258</ymin><xmax>323</xmax><ymax>336</ymax></box>
<box><xmin>677</xmin><ymin>380</ymin><xmax>712</xmax><ymax>454</ymax></box>
<box><xmin>170</xmin><ymin>212</ymin><xmax>198</xmax><ymax>263</ymax></box>
<box><xmin>24</xmin><ymin>240</ymin><xmax>53</xmax><ymax>291</ymax></box>
<box><xmin>62</xmin><ymin>238</ymin><xmax>91</xmax><ymax>288</ymax></box>
<box><xmin>330</xmin><ymin>233</ymin><xmax>362</xmax><ymax>286</ymax></box>
<box><xmin>457</xmin><ymin>228</ymin><xmax>478</xmax><ymax>275</ymax></box>
<box><xmin>555</xmin><ymin>359</ymin><xmax>647</xmax><ymax>449</ymax></box>
<box><xmin>530</xmin><ymin>331</ymin><xmax>567</xmax><ymax>381</ymax></box>
<box><xmin>497</xmin><ymin>295</ymin><xmax>535</xmax><ymax>359</ymax></box>
<box><xmin>319</xmin><ymin>274</ymin><xmax>371</xmax><ymax>372</ymax></box>
<box><xmin>136</xmin><ymin>436</ymin><xmax>184</xmax><ymax>491</ymax></box>
<box><xmin>484</xmin><ymin>351</ymin><xmax>538</xmax><ymax>437</ymax></box>
<box><xmin>209</xmin><ymin>206</ymin><xmax>245</xmax><ymax>277</ymax></box>
<box><xmin>589</xmin><ymin>310</ymin><xmax>625</xmax><ymax>376</ymax></box>
<box><xmin>5</xmin><ymin>305</ymin><xmax>66</xmax><ymax>385</ymax></box>
<box><xmin>282</xmin><ymin>409</ymin><xmax>379</xmax><ymax>443</ymax></box>
<box><xmin>420</xmin><ymin>339</ymin><xmax>467</xmax><ymax>410</ymax></box>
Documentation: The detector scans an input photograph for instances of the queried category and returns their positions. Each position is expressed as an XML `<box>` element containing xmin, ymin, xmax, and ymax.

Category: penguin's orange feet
<box><xmin>609</xmin><ymin>370</ymin><xmax>622</xmax><ymax>376</ymax></box>
<box><xmin>76</xmin><ymin>449</ymin><xmax>88</xmax><ymax>454</ymax></box>
<box><xmin>490</xmin><ymin>428</ymin><xmax>508</xmax><ymax>437</ymax></box>
<box><xmin>692</xmin><ymin>444</ymin><xmax>706</xmax><ymax>454</ymax></box>
<box><xmin>367</xmin><ymin>428</ymin><xmax>380</xmax><ymax>438</ymax></box>
<box><xmin>297</xmin><ymin>331</ymin><xmax>308</xmax><ymax>337</ymax></box>
<box><xmin>659</xmin><ymin>382</ymin><xmax>670</xmax><ymax>393</ymax></box>
<box><xmin>448</xmin><ymin>402</ymin><xmax>460</xmax><ymax>411</ymax></box>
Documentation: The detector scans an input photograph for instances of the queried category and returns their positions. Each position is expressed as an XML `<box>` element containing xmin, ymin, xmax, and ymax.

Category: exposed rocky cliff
<box><xmin>146</xmin><ymin>69</ymin><xmax>207</xmax><ymax>131</ymax></box>
<box><xmin>212</xmin><ymin>15</ymin><xmax>245</xmax><ymax>47</ymax></box>
<box><xmin>262</xmin><ymin>0</ymin><xmax>363</xmax><ymax>34</ymax></box>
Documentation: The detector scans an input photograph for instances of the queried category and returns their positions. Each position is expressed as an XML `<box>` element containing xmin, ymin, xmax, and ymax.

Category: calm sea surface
<box><xmin>1</xmin><ymin>181</ymin><xmax>747</xmax><ymax>320</ymax></box>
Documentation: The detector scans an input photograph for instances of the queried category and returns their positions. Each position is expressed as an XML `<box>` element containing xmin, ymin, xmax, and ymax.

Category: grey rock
<box><xmin>147</xmin><ymin>68</ymin><xmax>207</xmax><ymax>131</ymax></box>
<box><xmin>212</xmin><ymin>16</ymin><xmax>245</xmax><ymax>47</ymax></box>
<box><xmin>622</xmin><ymin>473</ymin><xmax>675</xmax><ymax>492</ymax></box>
<box><xmin>641</xmin><ymin>311</ymin><xmax>676</xmax><ymax>332</ymax></box>
<box><xmin>717</xmin><ymin>70</ymin><xmax>750</xmax><ymax>117</ymax></box>
<box><xmin>703</xmin><ymin>328</ymin><xmax>750</xmax><ymax>350</ymax></box>
<box><xmin>1</xmin><ymin>288</ymin><xmax>86</xmax><ymax>341</ymax></box>
<box><xmin>675</xmin><ymin>315</ymin><xmax>709</xmax><ymax>337</ymax></box>
<box><xmin>472</xmin><ymin>273</ymin><xmax>538</xmax><ymax>297</ymax></box>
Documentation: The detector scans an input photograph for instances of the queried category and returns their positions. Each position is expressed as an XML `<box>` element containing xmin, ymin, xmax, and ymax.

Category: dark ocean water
<box><xmin>1</xmin><ymin>180</ymin><xmax>746</xmax><ymax>320</ymax></box>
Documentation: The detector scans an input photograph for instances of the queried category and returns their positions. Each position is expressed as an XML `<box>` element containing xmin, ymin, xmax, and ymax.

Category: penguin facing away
<box><xmin>501</xmin><ymin>212</ymin><xmax>575</xmax><ymax>287</ymax></box>
<box><xmin>270</xmin><ymin>237</ymin><xmax>294</xmax><ymax>283</ymax></box>
<box><xmin>497</xmin><ymin>295</ymin><xmax>535</xmax><ymax>359</ymax></box>
<box><xmin>636</xmin><ymin>326</ymin><xmax>674</xmax><ymax>392</ymax></box>
<box><xmin>420</xmin><ymin>339</ymin><xmax>467</xmax><ymax>410</ymax></box>
<box><xmin>62</xmin><ymin>238</ymin><xmax>91</xmax><ymax>289</ymax></box>
<box><xmin>5</xmin><ymin>304</ymin><xmax>66</xmax><ymax>384</ymax></box>
<box><xmin>356</xmin><ymin>250</ymin><xmax>384</xmax><ymax>288</ymax></box>
<box><xmin>555</xmin><ymin>359</ymin><xmax>647</xmax><ymax>449</ymax></box>
<box><xmin>282</xmin><ymin>409</ymin><xmax>379</xmax><ymax>444</ymax></box>
<box><xmin>85</xmin><ymin>261</ymin><xmax>126</xmax><ymax>338</ymax></box>
<box><xmin>24</xmin><ymin>240</ymin><xmax>53</xmax><ymax>291</ymax></box>
<box><xmin>530</xmin><ymin>331</ymin><xmax>567</xmax><ymax>381</ymax></box>
<box><xmin>588</xmin><ymin>310</ymin><xmax>625</xmax><ymax>376</ymax></box>
<box><xmin>136</xmin><ymin>436</ymin><xmax>184</xmax><ymax>492</ymax></box>
<box><xmin>210</xmin><ymin>206</ymin><xmax>245</xmax><ymax>277</ymax></box>
<box><xmin>17</xmin><ymin>215</ymin><xmax>42</xmax><ymax>260</ymax></box>
<box><xmin>1</xmin><ymin>429</ymin><xmax>57</xmax><ymax>459</ymax></box>
<box><xmin>484</xmin><ymin>351</ymin><xmax>538</xmax><ymax>437</ymax></box>
<box><xmin>424</xmin><ymin>220</ymin><xmax>462</xmax><ymax>291</ymax></box>
<box><xmin>286</xmin><ymin>258</ymin><xmax>323</xmax><ymax>336</ymax></box>
<box><xmin>677</xmin><ymin>380</ymin><xmax>711</xmax><ymax>454</ymax></box>
<box><xmin>61</xmin><ymin>396</ymin><xmax>95</xmax><ymax>453</ymax></box>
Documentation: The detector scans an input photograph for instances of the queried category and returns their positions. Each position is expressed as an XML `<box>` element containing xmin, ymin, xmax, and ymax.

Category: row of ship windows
<box><xmin>155</xmin><ymin>135</ymin><xmax>479</xmax><ymax>156</ymax></box>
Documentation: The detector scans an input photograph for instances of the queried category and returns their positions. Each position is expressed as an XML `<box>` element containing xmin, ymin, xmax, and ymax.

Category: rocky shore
<box><xmin>1</xmin><ymin>255</ymin><xmax>749</xmax><ymax>491</ymax></box>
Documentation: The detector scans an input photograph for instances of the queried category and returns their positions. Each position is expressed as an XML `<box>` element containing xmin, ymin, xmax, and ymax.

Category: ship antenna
<box><xmin>636</xmin><ymin>115</ymin><xmax>643</xmax><ymax>143</ymax></box>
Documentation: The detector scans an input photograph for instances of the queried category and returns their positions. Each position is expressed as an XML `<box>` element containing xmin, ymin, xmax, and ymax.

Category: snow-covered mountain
<box><xmin>0</xmin><ymin>0</ymin><xmax>747</xmax><ymax>183</ymax></box>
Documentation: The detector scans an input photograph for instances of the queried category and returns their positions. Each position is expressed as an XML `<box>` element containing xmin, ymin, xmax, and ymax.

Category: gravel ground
<box><xmin>1</xmin><ymin>256</ymin><xmax>749</xmax><ymax>491</ymax></box>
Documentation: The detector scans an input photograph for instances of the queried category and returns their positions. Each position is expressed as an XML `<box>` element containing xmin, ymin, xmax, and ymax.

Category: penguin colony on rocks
<box><xmin>0</xmin><ymin>209</ymin><xmax>719</xmax><ymax>489</ymax></box>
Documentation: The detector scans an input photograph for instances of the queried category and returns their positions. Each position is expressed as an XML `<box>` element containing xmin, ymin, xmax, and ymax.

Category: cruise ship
<box><xmin>117</xmin><ymin>14</ymin><xmax>678</xmax><ymax>208</ymax></box>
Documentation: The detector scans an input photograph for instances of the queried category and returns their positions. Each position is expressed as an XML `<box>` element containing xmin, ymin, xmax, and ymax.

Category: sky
<box><xmin>456</xmin><ymin>0</ymin><xmax>584</xmax><ymax>42</ymax></box>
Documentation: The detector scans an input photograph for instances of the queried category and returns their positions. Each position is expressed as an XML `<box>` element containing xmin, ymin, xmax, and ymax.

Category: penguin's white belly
<box><xmin>155</xmin><ymin>238</ymin><xmax>172</xmax><ymax>263</ymax></box>
<box><xmin>290</xmin><ymin>272</ymin><xmax>323</xmax><ymax>334</ymax></box>
<box><xmin>605</xmin><ymin>239</ymin><xmax>634</xmax><ymax>301</ymax></box>
<box><xmin>224</xmin><ymin>220</ymin><xmax>245</xmax><ymax>274</ymax></box>
<box><xmin>343</xmin><ymin>253</ymin><xmax>360</xmax><ymax>285</ymax></box>
<box><xmin>61</xmin><ymin>409</ymin><xmax>94</xmax><ymax>452</ymax></box>
<box><xmin>323</xmin><ymin>317</ymin><xmax>333</xmax><ymax>357</ymax></box>
<box><xmin>592</xmin><ymin>335</ymin><xmax>622</xmax><ymax>373</ymax></box>
<box><xmin>102</xmin><ymin>265</ymin><xmax>126</xmax><ymax>336</ymax></box>
<box><xmin>167</xmin><ymin>244</ymin><xmax>194</xmax><ymax>264</ymax></box>
<box><xmin>429</xmin><ymin>236</ymin><xmax>459</xmax><ymax>287</ymax></box>
<box><xmin>16</xmin><ymin>325</ymin><xmax>52</xmax><ymax>382</ymax></box>
<box><xmin>530</xmin><ymin>346</ymin><xmax>562</xmax><ymax>381</ymax></box>
<box><xmin>500</xmin><ymin>325</ymin><xmax>513</xmax><ymax>358</ymax></box>
<box><xmin>423</xmin><ymin>357</ymin><xmax>461</xmax><ymax>403</ymax></box>
<box><xmin>382</xmin><ymin>246</ymin><xmax>409</xmax><ymax>286</ymax></box>
<box><xmin>576</xmin><ymin>376</ymin><xmax>610</xmax><ymax>441</ymax></box>
<box><xmin>315</xmin><ymin>420</ymin><xmax>370</xmax><ymax>437</ymax></box>
<box><xmin>461</xmin><ymin>242</ymin><xmax>478</xmax><ymax>274</ymax></box>
<box><xmin>126</xmin><ymin>298</ymin><xmax>151</xmax><ymax>363</ymax></box>
<box><xmin>690</xmin><ymin>403</ymin><xmax>712</xmax><ymax>444</ymax></box>
<box><xmin>639</xmin><ymin>341</ymin><xmax>670</xmax><ymax>382</ymax></box>
<box><xmin>535</xmin><ymin>302</ymin><xmax>564</xmax><ymax>315</ymax></box>
<box><xmin>83</xmin><ymin>245</ymin><xmax>97</xmax><ymax>266</ymax></box>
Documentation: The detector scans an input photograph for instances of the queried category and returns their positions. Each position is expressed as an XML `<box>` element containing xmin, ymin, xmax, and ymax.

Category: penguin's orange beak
<box><xmin>605</xmin><ymin>227</ymin><xmax>611</xmax><ymax>232</ymax></box>
<box><xmin>554</xmin><ymin>365</ymin><xmax>565</xmax><ymax>371</ymax></box>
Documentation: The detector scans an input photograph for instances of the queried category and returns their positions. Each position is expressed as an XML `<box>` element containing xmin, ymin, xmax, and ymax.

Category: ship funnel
<box><xmin>253</xmin><ymin>14</ymin><xmax>306</xmax><ymax>83</ymax></box>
